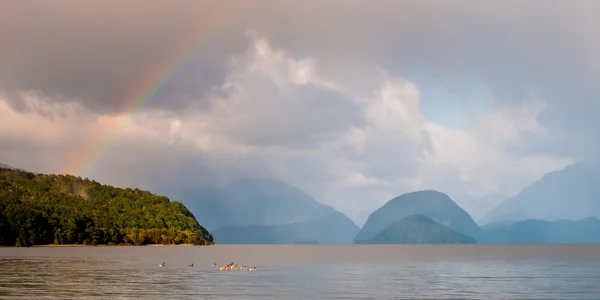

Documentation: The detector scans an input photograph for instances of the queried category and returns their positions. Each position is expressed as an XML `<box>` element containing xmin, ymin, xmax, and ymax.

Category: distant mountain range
<box><xmin>4</xmin><ymin>160</ymin><xmax>600</xmax><ymax>245</ymax></box>
<box><xmin>481</xmin><ymin>217</ymin><xmax>600</xmax><ymax>244</ymax></box>
<box><xmin>184</xmin><ymin>178</ymin><xmax>342</xmax><ymax>229</ymax></box>
<box><xmin>212</xmin><ymin>212</ymin><xmax>359</xmax><ymax>244</ymax></box>
<box><xmin>481</xmin><ymin>162</ymin><xmax>600</xmax><ymax>224</ymax></box>
<box><xmin>353</xmin><ymin>187</ymin><xmax>600</xmax><ymax>245</ymax></box>
<box><xmin>358</xmin><ymin>215</ymin><xmax>477</xmax><ymax>244</ymax></box>
<box><xmin>354</xmin><ymin>190</ymin><xmax>483</xmax><ymax>243</ymax></box>
<box><xmin>179</xmin><ymin>178</ymin><xmax>360</xmax><ymax>244</ymax></box>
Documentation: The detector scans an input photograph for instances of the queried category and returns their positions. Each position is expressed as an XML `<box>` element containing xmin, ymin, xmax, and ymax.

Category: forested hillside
<box><xmin>0</xmin><ymin>168</ymin><xmax>213</xmax><ymax>247</ymax></box>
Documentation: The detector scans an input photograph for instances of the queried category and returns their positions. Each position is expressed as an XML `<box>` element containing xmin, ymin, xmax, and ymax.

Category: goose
<box><xmin>159</xmin><ymin>262</ymin><xmax>166</xmax><ymax>268</ymax></box>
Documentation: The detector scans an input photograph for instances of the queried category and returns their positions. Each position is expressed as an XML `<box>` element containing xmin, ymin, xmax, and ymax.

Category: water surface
<box><xmin>2</xmin><ymin>245</ymin><xmax>600</xmax><ymax>299</ymax></box>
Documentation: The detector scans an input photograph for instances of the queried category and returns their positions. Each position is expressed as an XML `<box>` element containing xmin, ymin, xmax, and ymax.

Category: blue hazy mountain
<box><xmin>212</xmin><ymin>212</ymin><xmax>359</xmax><ymax>244</ymax></box>
<box><xmin>482</xmin><ymin>217</ymin><xmax>600</xmax><ymax>244</ymax></box>
<box><xmin>460</xmin><ymin>193</ymin><xmax>507</xmax><ymax>224</ymax></box>
<box><xmin>354</xmin><ymin>190</ymin><xmax>483</xmax><ymax>243</ymax></box>
<box><xmin>358</xmin><ymin>215</ymin><xmax>477</xmax><ymax>244</ymax></box>
<box><xmin>178</xmin><ymin>178</ymin><xmax>360</xmax><ymax>243</ymax></box>
<box><xmin>481</xmin><ymin>162</ymin><xmax>600</xmax><ymax>224</ymax></box>
<box><xmin>183</xmin><ymin>178</ymin><xmax>347</xmax><ymax>229</ymax></box>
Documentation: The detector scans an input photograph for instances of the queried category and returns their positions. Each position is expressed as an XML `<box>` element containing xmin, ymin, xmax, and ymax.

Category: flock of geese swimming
<box><xmin>158</xmin><ymin>262</ymin><xmax>257</xmax><ymax>271</ymax></box>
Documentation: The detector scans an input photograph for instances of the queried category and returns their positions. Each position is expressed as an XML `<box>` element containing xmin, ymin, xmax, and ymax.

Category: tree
<box><xmin>0</xmin><ymin>167</ymin><xmax>214</xmax><ymax>246</ymax></box>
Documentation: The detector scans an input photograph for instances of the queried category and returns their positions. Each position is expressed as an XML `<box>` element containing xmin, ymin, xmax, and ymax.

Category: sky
<box><xmin>1</xmin><ymin>0</ymin><xmax>598</xmax><ymax>225</ymax></box>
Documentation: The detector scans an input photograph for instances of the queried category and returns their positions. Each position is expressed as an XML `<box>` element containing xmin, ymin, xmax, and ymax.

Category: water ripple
<box><xmin>2</xmin><ymin>245</ymin><xmax>600</xmax><ymax>299</ymax></box>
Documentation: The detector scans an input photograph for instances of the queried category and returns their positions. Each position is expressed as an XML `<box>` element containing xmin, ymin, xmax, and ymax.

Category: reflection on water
<box><xmin>2</xmin><ymin>245</ymin><xmax>600</xmax><ymax>299</ymax></box>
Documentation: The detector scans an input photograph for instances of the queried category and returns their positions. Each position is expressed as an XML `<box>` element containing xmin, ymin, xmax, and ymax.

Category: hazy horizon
<box><xmin>2</xmin><ymin>1</ymin><xmax>599</xmax><ymax>225</ymax></box>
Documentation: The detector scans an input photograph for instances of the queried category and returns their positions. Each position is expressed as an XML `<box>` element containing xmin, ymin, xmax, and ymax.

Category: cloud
<box><xmin>0</xmin><ymin>91</ymin><xmax>219</xmax><ymax>190</ymax></box>
<box><xmin>168</xmin><ymin>119</ymin><xmax>182</xmax><ymax>145</ymax></box>
<box><xmin>0</xmin><ymin>1</ymin><xmax>247</xmax><ymax>114</ymax></box>
<box><xmin>167</xmin><ymin>35</ymin><xmax>363</xmax><ymax>154</ymax></box>
<box><xmin>1</xmin><ymin>1</ymin><xmax>597</xmax><ymax>224</ymax></box>
<box><xmin>0</xmin><ymin>33</ymin><xmax>576</xmax><ymax>224</ymax></box>
<box><xmin>4</xmin><ymin>1</ymin><xmax>598</xmax><ymax>117</ymax></box>
<box><xmin>0</xmin><ymin>91</ymin><xmax>87</xmax><ymax>147</ymax></box>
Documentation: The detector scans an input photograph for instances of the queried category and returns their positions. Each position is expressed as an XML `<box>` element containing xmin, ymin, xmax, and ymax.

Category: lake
<box><xmin>2</xmin><ymin>244</ymin><xmax>600</xmax><ymax>299</ymax></box>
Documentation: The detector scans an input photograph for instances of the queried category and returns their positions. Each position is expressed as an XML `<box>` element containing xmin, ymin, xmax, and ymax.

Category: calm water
<box><xmin>2</xmin><ymin>245</ymin><xmax>600</xmax><ymax>299</ymax></box>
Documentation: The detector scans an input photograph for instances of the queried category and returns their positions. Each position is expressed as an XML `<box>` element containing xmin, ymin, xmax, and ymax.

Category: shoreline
<box><xmin>33</xmin><ymin>243</ymin><xmax>202</xmax><ymax>247</ymax></box>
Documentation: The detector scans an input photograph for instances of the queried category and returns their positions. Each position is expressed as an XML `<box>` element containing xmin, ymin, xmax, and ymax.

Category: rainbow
<box><xmin>62</xmin><ymin>3</ymin><xmax>246</xmax><ymax>178</ymax></box>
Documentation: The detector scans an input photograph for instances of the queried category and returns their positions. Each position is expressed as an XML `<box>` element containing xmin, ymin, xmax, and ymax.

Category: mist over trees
<box><xmin>0</xmin><ymin>167</ymin><xmax>213</xmax><ymax>247</ymax></box>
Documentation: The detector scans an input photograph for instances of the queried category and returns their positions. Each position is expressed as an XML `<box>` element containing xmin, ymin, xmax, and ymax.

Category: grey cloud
<box><xmin>79</xmin><ymin>139</ymin><xmax>221</xmax><ymax>191</ymax></box>
<box><xmin>209</xmin><ymin>75</ymin><xmax>363</xmax><ymax>149</ymax></box>
<box><xmin>0</xmin><ymin>1</ymin><xmax>247</xmax><ymax>114</ymax></box>
<box><xmin>240</xmin><ymin>1</ymin><xmax>600</xmax><ymax>157</ymax></box>
<box><xmin>345</xmin><ymin>133</ymin><xmax>426</xmax><ymax>182</ymax></box>
<box><xmin>3</xmin><ymin>1</ymin><xmax>599</xmax><ymax>122</ymax></box>
<box><xmin>0</xmin><ymin>137</ymin><xmax>71</xmax><ymax>175</ymax></box>
<box><xmin>216</xmin><ymin>0</ymin><xmax>590</xmax><ymax>164</ymax></box>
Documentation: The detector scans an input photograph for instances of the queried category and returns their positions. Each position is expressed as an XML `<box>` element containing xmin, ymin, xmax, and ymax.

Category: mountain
<box><xmin>354</xmin><ymin>190</ymin><xmax>482</xmax><ymax>243</ymax></box>
<box><xmin>481</xmin><ymin>162</ymin><xmax>600</xmax><ymax>224</ymax></box>
<box><xmin>482</xmin><ymin>217</ymin><xmax>600</xmax><ymax>244</ymax></box>
<box><xmin>481</xmin><ymin>220</ymin><xmax>517</xmax><ymax>231</ymax></box>
<box><xmin>359</xmin><ymin>215</ymin><xmax>477</xmax><ymax>244</ymax></box>
<box><xmin>212</xmin><ymin>212</ymin><xmax>359</xmax><ymax>244</ymax></box>
<box><xmin>0</xmin><ymin>167</ymin><xmax>213</xmax><ymax>247</ymax></box>
<box><xmin>184</xmin><ymin>178</ymin><xmax>345</xmax><ymax>229</ymax></box>
<box><xmin>459</xmin><ymin>193</ymin><xmax>507</xmax><ymax>224</ymax></box>
<box><xmin>179</xmin><ymin>177</ymin><xmax>359</xmax><ymax>244</ymax></box>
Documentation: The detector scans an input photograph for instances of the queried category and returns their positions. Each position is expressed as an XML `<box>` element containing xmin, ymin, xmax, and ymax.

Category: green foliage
<box><xmin>360</xmin><ymin>215</ymin><xmax>477</xmax><ymax>244</ymax></box>
<box><xmin>0</xmin><ymin>168</ymin><xmax>213</xmax><ymax>247</ymax></box>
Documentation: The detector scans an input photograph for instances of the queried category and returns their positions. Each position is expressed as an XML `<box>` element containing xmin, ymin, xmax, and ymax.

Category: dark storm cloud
<box><xmin>3</xmin><ymin>1</ymin><xmax>599</xmax><ymax>121</ymax></box>
<box><xmin>0</xmin><ymin>1</ymin><xmax>248</xmax><ymax>114</ymax></box>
